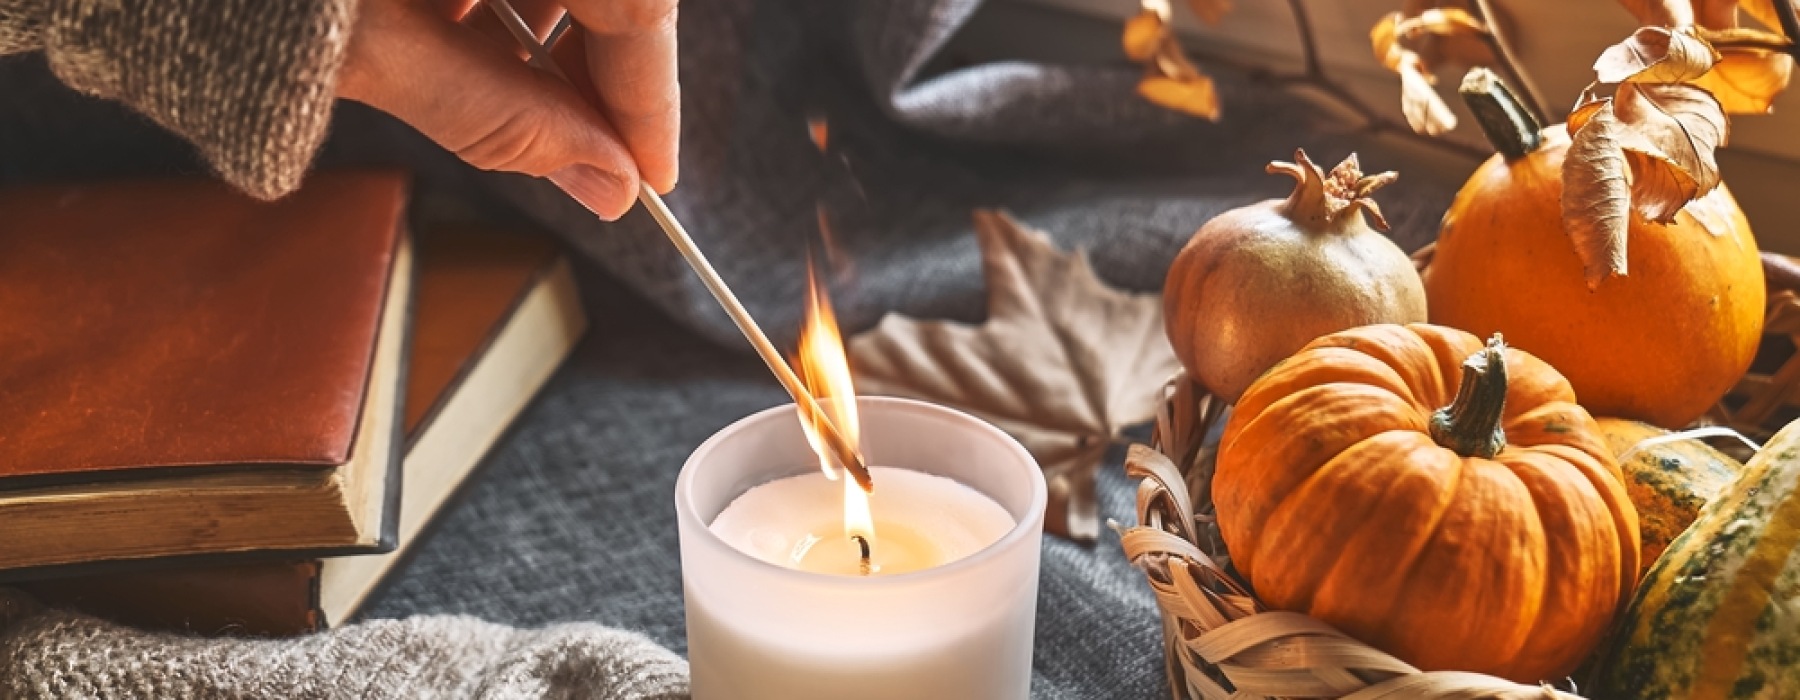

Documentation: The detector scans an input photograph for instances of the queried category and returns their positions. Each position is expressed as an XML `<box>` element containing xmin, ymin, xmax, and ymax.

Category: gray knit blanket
<box><xmin>0</xmin><ymin>590</ymin><xmax>689</xmax><ymax>698</ymax></box>
<box><xmin>0</xmin><ymin>0</ymin><xmax>1458</xmax><ymax>697</ymax></box>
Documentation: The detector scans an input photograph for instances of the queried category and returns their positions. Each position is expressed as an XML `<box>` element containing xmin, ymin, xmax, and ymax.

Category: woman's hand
<box><xmin>337</xmin><ymin>0</ymin><xmax>678</xmax><ymax>220</ymax></box>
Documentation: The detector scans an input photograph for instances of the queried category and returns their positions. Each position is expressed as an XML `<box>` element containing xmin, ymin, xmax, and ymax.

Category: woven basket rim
<box><xmin>1120</xmin><ymin>373</ymin><xmax>1585</xmax><ymax>700</ymax></box>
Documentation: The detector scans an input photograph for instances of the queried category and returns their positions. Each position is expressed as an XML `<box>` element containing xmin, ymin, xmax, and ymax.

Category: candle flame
<box><xmin>794</xmin><ymin>262</ymin><xmax>874</xmax><ymax>542</ymax></box>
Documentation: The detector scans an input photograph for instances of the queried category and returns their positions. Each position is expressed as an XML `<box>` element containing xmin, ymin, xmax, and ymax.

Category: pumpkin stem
<box><xmin>1270</xmin><ymin>149</ymin><xmax>1399</xmax><ymax>232</ymax></box>
<box><xmin>1460</xmin><ymin>68</ymin><xmax>1541</xmax><ymax>161</ymax></box>
<box><xmin>1430</xmin><ymin>334</ymin><xmax>1510</xmax><ymax>459</ymax></box>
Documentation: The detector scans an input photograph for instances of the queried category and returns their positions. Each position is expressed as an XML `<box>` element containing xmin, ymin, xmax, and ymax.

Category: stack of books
<box><xmin>0</xmin><ymin>171</ymin><xmax>588</xmax><ymax>635</ymax></box>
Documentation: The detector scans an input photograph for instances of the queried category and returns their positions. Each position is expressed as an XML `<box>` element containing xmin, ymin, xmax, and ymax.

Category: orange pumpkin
<box><xmin>1215</xmin><ymin>323</ymin><xmax>1640</xmax><ymax>683</ymax></box>
<box><xmin>1422</xmin><ymin>73</ymin><xmax>1763</xmax><ymax>429</ymax></box>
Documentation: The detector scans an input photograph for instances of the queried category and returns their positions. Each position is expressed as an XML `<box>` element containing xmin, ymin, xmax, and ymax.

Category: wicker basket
<box><xmin>1120</xmin><ymin>376</ymin><xmax>1581</xmax><ymax>699</ymax></box>
<box><xmin>1708</xmin><ymin>285</ymin><xmax>1800</xmax><ymax>458</ymax></box>
<box><xmin>1118</xmin><ymin>252</ymin><xmax>1800</xmax><ymax>698</ymax></box>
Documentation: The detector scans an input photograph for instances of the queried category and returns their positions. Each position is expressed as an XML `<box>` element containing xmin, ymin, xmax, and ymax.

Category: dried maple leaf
<box><xmin>1563</xmin><ymin>102</ymin><xmax>1634</xmax><ymax>288</ymax></box>
<box><xmin>1369</xmin><ymin>6</ymin><xmax>1497</xmax><ymax>136</ymax></box>
<box><xmin>1122</xmin><ymin>0</ymin><xmax>1222</xmax><ymax>120</ymax></box>
<box><xmin>847</xmin><ymin>211</ymin><xmax>1182</xmax><ymax>543</ymax></box>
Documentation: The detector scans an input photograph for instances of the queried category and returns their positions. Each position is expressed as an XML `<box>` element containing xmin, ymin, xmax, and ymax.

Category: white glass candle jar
<box><xmin>675</xmin><ymin>396</ymin><xmax>1047</xmax><ymax>700</ymax></box>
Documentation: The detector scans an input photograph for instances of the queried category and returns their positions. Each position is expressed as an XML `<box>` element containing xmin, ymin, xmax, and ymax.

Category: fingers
<box><xmin>338</xmin><ymin>0</ymin><xmax>640</xmax><ymax>218</ymax></box>
<box><xmin>564</xmin><ymin>0</ymin><xmax>680</xmax><ymax>193</ymax></box>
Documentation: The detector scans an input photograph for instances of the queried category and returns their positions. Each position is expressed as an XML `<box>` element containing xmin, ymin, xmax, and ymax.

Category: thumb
<box><xmin>337</xmin><ymin>0</ymin><xmax>640</xmax><ymax>219</ymax></box>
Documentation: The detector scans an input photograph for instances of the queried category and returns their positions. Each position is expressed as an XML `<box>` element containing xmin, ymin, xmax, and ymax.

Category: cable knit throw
<box><xmin>0</xmin><ymin>591</ymin><xmax>689</xmax><ymax>698</ymax></box>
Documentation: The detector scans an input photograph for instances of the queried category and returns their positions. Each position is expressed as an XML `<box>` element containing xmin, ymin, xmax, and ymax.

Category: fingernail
<box><xmin>549</xmin><ymin>164</ymin><xmax>630</xmax><ymax>220</ymax></box>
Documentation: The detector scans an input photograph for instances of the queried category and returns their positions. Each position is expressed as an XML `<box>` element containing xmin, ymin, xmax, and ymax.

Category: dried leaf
<box><xmin>1683</xmin><ymin>182</ymin><xmax>1740</xmax><ymax>236</ymax></box>
<box><xmin>847</xmin><ymin>211</ymin><xmax>1182</xmax><ymax>543</ymax></box>
<box><xmin>1612</xmin><ymin>82</ymin><xmax>1728</xmax><ymax>221</ymax></box>
<box><xmin>1372</xmin><ymin>12</ymin><xmax>1405</xmax><ymax>70</ymax></box>
<box><xmin>1569</xmin><ymin>88</ymin><xmax>1612</xmax><ymax>133</ymax></box>
<box><xmin>1696</xmin><ymin>0</ymin><xmax>1747</xmax><ymax>27</ymax></box>
<box><xmin>1397</xmin><ymin>53</ymin><xmax>1458</xmax><ymax>135</ymax></box>
<box><xmin>1694</xmin><ymin>29</ymin><xmax>1795</xmax><ymax>112</ymax></box>
<box><xmin>1623</xmin><ymin>0</ymin><xmax>1797</xmax><ymax>30</ymax></box>
<box><xmin>1139</xmin><ymin>75</ymin><xmax>1222</xmax><ymax>120</ymax></box>
<box><xmin>1623</xmin><ymin>148</ymin><xmax>1701</xmax><ymax>222</ymax></box>
<box><xmin>1397</xmin><ymin>8</ymin><xmax>1495</xmax><ymax>68</ymax></box>
<box><xmin>1153</xmin><ymin>47</ymin><xmax>1204</xmax><ymax>81</ymax></box>
<box><xmin>1615</xmin><ymin>0</ymin><xmax>1697</xmax><ymax>25</ymax></box>
<box><xmin>1405</xmin><ymin>7</ymin><xmax>1487</xmax><ymax>35</ymax></box>
<box><xmin>1123</xmin><ymin>10</ymin><xmax>1164</xmax><ymax>62</ymax></box>
<box><xmin>1595</xmin><ymin>26</ymin><xmax>1720</xmax><ymax>83</ymax></box>
<box><xmin>1370</xmin><ymin>9</ymin><xmax>1484</xmax><ymax>136</ymax></box>
<box><xmin>1123</xmin><ymin>0</ymin><xmax>1223</xmax><ymax>120</ymax></box>
<box><xmin>1562</xmin><ymin>101</ymin><xmax>1633</xmax><ymax>289</ymax></box>
<box><xmin>1185</xmin><ymin>0</ymin><xmax>1231</xmax><ymax>25</ymax></box>
<box><xmin>1739</xmin><ymin>0</ymin><xmax>1794</xmax><ymax>30</ymax></box>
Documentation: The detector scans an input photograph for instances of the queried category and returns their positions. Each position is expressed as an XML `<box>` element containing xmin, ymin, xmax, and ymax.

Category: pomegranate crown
<box><xmin>1268</xmin><ymin>149</ymin><xmax>1399</xmax><ymax>231</ymax></box>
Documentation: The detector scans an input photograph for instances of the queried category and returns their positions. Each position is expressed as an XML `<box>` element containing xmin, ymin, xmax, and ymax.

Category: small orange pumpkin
<box><xmin>1215</xmin><ymin>323</ymin><xmax>1640</xmax><ymax>683</ymax></box>
<box><xmin>1422</xmin><ymin>71</ymin><xmax>1763</xmax><ymax>429</ymax></box>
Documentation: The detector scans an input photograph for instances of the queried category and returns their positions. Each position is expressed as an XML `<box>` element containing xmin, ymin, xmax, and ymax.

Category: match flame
<box><xmin>806</xmin><ymin>115</ymin><xmax>829</xmax><ymax>152</ymax></box>
<box><xmin>795</xmin><ymin>262</ymin><xmax>874</xmax><ymax>542</ymax></box>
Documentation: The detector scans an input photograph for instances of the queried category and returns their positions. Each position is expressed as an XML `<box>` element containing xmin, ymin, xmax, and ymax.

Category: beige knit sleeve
<box><xmin>0</xmin><ymin>0</ymin><xmax>358</xmax><ymax>199</ymax></box>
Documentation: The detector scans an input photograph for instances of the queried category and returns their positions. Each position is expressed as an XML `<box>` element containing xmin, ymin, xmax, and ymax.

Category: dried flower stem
<box><xmin>1469</xmin><ymin>0</ymin><xmax>1553</xmax><ymax>125</ymax></box>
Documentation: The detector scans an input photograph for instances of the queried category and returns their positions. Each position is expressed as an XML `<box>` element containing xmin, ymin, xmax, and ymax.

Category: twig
<box><xmin>1776</xmin><ymin>0</ymin><xmax>1800</xmax><ymax>62</ymax></box>
<box><xmin>1287</xmin><ymin>0</ymin><xmax>1323</xmax><ymax>78</ymax></box>
<box><xmin>1709</xmin><ymin>35</ymin><xmax>1797</xmax><ymax>53</ymax></box>
<box><xmin>1469</xmin><ymin>0</ymin><xmax>1553</xmax><ymax>125</ymax></box>
<box><xmin>1180</xmin><ymin>0</ymin><xmax>1488</xmax><ymax>161</ymax></box>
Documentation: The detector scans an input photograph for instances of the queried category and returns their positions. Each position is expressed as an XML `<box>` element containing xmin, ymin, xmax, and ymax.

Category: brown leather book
<box><xmin>23</xmin><ymin>226</ymin><xmax>587</xmax><ymax>635</ymax></box>
<box><xmin>0</xmin><ymin>172</ymin><xmax>412</xmax><ymax>575</ymax></box>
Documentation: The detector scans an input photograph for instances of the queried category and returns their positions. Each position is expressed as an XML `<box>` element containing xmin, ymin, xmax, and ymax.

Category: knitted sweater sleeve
<box><xmin>0</xmin><ymin>0</ymin><xmax>357</xmax><ymax>199</ymax></box>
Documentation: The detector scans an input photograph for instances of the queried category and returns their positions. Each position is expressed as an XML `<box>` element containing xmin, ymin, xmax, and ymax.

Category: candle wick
<box><xmin>852</xmin><ymin>534</ymin><xmax>871</xmax><ymax>576</ymax></box>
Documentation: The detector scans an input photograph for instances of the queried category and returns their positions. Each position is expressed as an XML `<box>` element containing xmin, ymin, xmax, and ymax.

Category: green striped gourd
<box><xmin>1596</xmin><ymin>418</ymin><xmax>1742</xmax><ymax>573</ymax></box>
<box><xmin>1592</xmin><ymin>417</ymin><xmax>1800</xmax><ymax>698</ymax></box>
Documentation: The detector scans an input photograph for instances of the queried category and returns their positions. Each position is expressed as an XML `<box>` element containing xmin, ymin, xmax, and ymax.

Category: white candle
<box><xmin>710</xmin><ymin>467</ymin><xmax>1014</xmax><ymax>577</ymax></box>
<box><xmin>676</xmin><ymin>398</ymin><xmax>1047</xmax><ymax>700</ymax></box>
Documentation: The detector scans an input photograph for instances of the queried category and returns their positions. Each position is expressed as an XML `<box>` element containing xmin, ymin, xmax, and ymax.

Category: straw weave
<box><xmin>1119</xmin><ymin>376</ymin><xmax>1584</xmax><ymax>700</ymax></box>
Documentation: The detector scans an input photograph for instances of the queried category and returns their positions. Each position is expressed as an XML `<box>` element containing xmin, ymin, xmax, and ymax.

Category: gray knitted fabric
<box><xmin>0</xmin><ymin>0</ymin><xmax>1460</xmax><ymax>698</ymax></box>
<box><xmin>0</xmin><ymin>590</ymin><xmax>689</xmax><ymax>698</ymax></box>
